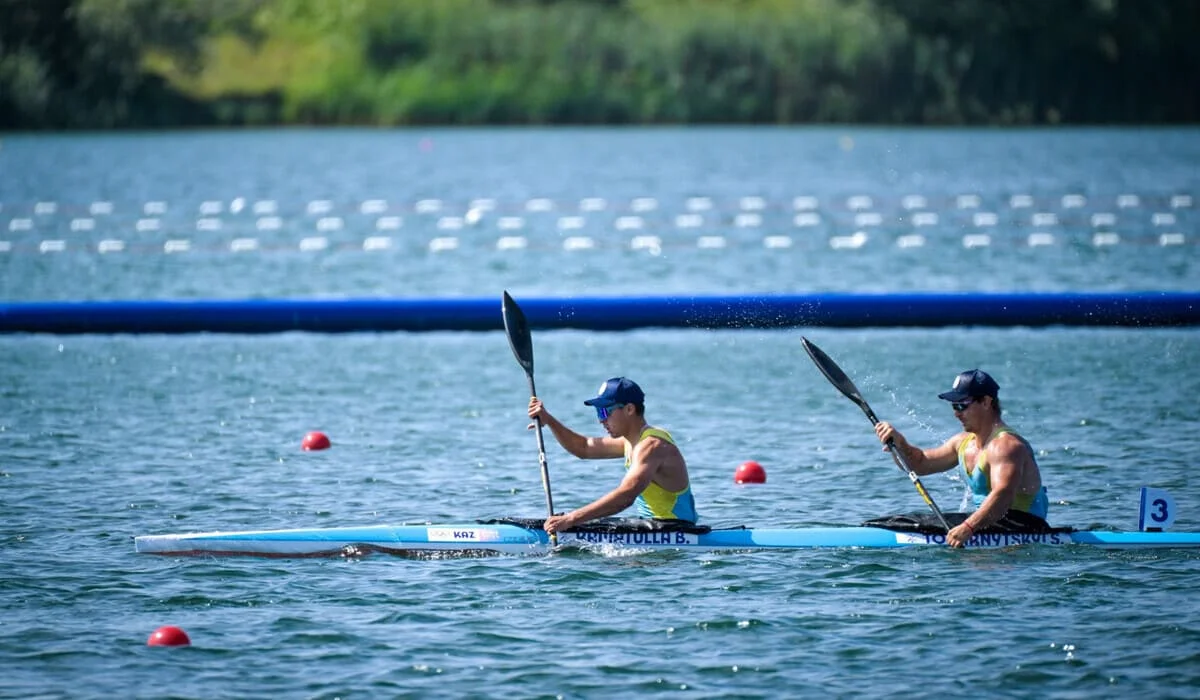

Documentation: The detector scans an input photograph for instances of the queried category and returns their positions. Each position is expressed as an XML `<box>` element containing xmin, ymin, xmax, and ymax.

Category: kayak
<box><xmin>133</xmin><ymin>515</ymin><xmax>1200</xmax><ymax>558</ymax></box>
<box><xmin>135</xmin><ymin>324</ymin><xmax>1197</xmax><ymax>559</ymax></box>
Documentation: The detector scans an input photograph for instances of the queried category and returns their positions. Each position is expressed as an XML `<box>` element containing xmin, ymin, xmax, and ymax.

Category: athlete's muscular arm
<box><xmin>875</xmin><ymin>423</ymin><xmax>962</xmax><ymax>476</ymax></box>
<box><xmin>962</xmin><ymin>436</ymin><xmax>1024</xmax><ymax>529</ymax></box>
<box><xmin>528</xmin><ymin>397</ymin><xmax>624</xmax><ymax>459</ymax></box>
<box><xmin>543</xmin><ymin>441</ymin><xmax>662</xmax><ymax>534</ymax></box>
<box><xmin>944</xmin><ymin>435</ymin><xmax>1027</xmax><ymax>547</ymax></box>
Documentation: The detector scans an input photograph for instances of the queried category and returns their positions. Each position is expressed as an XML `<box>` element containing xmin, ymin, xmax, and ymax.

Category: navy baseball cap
<box><xmin>583</xmin><ymin>377</ymin><xmax>645</xmax><ymax>408</ymax></box>
<box><xmin>937</xmin><ymin>369</ymin><xmax>1000</xmax><ymax>402</ymax></box>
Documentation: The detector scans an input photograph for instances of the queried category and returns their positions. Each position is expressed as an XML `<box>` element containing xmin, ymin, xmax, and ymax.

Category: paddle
<box><xmin>801</xmin><ymin>337</ymin><xmax>952</xmax><ymax>532</ymax></box>
<box><xmin>501</xmin><ymin>291</ymin><xmax>558</xmax><ymax>545</ymax></box>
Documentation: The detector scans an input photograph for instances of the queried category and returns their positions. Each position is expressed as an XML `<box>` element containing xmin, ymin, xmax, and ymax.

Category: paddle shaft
<box><xmin>524</xmin><ymin>373</ymin><xmax>556</xmax><ymax>518</ymax></box>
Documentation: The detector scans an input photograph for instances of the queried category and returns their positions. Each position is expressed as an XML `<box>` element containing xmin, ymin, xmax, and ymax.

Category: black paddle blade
<box><xmin>801</xmin><ymin>337</ymin><xmax>864</xmax><ymax>403</ymax></box>
<box><xmin>802</xmin><ymin>337</ymin><xmax>879</xmax><ymax>423</ymax></box>
<box><xmin>502</xmin><ymin>291</ymin><xmax>534</xmax><ymax>375</ymax></box>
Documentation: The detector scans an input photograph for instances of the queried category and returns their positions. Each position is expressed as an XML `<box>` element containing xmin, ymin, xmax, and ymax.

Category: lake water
<box><xmin>1</xmin><ymin>127</ymin><xmax>1197</xmax><ymax>299</ymax></box>
<box><xmin>1</xmin><ymin>127</ymin><xmax>1199</xmax><ymax>699</ymax></box>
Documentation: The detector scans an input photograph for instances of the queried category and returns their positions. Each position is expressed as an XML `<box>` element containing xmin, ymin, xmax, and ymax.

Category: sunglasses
<box><xmin>595</xmin><ymin>404</ymin><xmax>626</xmax><ymax>420</ymax></box>
<box><xmin>951</xmin><ymin>399</ymin><xmax>975</xmax><ymax>412</ymax></box>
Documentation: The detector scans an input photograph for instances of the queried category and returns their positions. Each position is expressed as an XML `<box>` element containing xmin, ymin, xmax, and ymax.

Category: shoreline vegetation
<box><xmin>2</xmin><ymin>0</ymin><xmax>1197</xmax><ymax>131</ymax></box>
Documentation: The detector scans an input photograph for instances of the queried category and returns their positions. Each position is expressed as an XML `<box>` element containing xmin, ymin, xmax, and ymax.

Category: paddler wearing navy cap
<box><xmin>874</xmin><ymin>368</ymin><xmax>1049</xmax><ymax>548</ymax></box>
<box><xmin>527</xmin><ymin>377</ymin><xmax>698</xmax><ymax>535</ymax></box>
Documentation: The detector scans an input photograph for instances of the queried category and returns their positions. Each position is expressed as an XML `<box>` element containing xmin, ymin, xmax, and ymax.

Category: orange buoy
<box><xmin>147</xmin><ymin>625</ymin><xmax>190</xmax><ymax>647</ymax></box>
<box><xmin>734</xmin><ymin>461</ymin><xmax>766</xmax><ymax>484</ymax></box>
<box><xmin>302</xmin><ymin>431</ymin><xmax>331</xmax><ymax>451</ymax></box>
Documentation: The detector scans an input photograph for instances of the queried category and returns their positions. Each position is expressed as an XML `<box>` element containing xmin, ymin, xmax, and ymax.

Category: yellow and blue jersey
<box><xmin>957</xmin><ymin>427</ymin><xmax>1049</xmax><ymax>519</ymax></box>
<box><xmin>624</xmin><ymin>427</ymin><xmax>698</xmax><ymax>523</ymax></box>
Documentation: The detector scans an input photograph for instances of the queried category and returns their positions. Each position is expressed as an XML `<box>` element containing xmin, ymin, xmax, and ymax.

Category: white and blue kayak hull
<box><xmin>133</xmin><ymin>523</ymin><xmax>1200</xmax><ymax>557</ymax></box>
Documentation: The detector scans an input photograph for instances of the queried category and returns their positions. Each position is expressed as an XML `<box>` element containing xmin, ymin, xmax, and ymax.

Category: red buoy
<box><xmin>734</xmin><ymin>461</ymin><xmax>766</xmax><ymax>484</ymax></box>
<box><xmin>302</xmin><ymin>431</ymin><xmax>331</xmax><ymax>451</ymax></box>
<box><xmin>147</xmin><ymin>625</ymin><xmax>190</xmax><ymax>647</ymax></box>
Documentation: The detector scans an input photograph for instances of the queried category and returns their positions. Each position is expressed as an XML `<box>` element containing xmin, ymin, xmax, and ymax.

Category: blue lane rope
<box><xmin>2</xmin><ymin>292</ymin><xmax>1198</xmax><ymax>334</ymax></box>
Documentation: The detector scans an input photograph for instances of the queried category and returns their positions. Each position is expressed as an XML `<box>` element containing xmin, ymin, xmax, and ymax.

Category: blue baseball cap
<box><xmin>583</xmin><ymin>377</ymin><xmax>645</xmax><ymax>408</ymax></box>
<box><xmin>937</xmin><ymin>369</ymin><xmax>1000</xmax><ymax>402</ymax></box>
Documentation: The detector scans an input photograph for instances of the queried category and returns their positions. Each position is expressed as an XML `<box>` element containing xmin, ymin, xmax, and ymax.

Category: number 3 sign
<box><xmin>1139</xmin><ymin>487</ymin><xmax>1177</xmax><ymax>532</ymax></box>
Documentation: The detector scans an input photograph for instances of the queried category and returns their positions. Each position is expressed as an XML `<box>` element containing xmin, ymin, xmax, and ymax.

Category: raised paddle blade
<box><xmin>801</xmin><ymin>336</ymin><xmax>952</xmax><ymax>533</ymax></box>
<box><xmin>801</xmin><ymin>337</ymin><xmax>878</xmax><ymax>424</ymax></box>
<box><xmin>502</xmin><ymin>290</ymin><xmax>535</xmax><ymax>377</ymax></box>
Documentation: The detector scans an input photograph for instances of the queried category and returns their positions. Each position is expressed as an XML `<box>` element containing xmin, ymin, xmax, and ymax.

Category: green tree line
<box><xmin>2</xmin><ymin>0</ymin><xmax>1197</xmax><ymax>129</ymax></box>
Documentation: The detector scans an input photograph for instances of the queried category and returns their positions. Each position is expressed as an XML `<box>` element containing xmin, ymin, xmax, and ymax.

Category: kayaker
<box><xmin>874</xmin><ymin>368</ymin><xmax>1049</xmax><ymax>548</ymax></box>
<box><xmin>527</xmin><ymin>376</ymin><xmax>698</xmax><ymax>534</ymax></box>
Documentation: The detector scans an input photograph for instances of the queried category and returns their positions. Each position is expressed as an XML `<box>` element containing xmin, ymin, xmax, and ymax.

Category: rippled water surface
<box><xmin>1</xmin><ymin>127</ymin><xmax>1198</xmax><ymax>299</ymax></box>
<box><xmin>2</xmin><ymin>128</ymin><xmax>1199</xmax><ymax>699</ymax></box>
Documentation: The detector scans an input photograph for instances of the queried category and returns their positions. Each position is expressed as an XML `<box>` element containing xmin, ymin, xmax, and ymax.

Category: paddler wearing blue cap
<box><xmin>875</xmin><ymin>368</ymin><xmax>1050</xmax><ymax>548</ymax></box>
<box><xmin>527</xmin><ymin>377</ymin><xmax>698</xmax><ymax>535</ymax></box>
